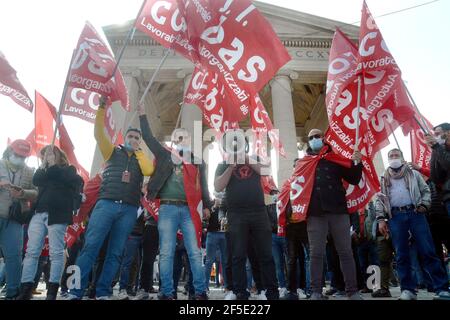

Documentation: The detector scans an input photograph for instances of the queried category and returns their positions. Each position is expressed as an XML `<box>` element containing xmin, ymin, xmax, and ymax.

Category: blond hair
<box><xmin>40</xmin><ymin>145</ymin><xmax>69</xmax><ymax>166</ymax></box>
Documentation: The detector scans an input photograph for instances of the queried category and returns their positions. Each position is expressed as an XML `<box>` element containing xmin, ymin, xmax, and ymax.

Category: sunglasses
<box><xmin>308</xmin><ymin>134</ymin><xmax>322</xmax><ymax>141</ymax></box>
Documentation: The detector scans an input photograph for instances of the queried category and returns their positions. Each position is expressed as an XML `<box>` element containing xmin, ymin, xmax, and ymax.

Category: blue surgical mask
<box><xmin>309</xmin><ymin>138</ymin><xmax>323</xmax><ymax>152</ymax></box>
<box><xmin>124</xmin><ymin>141</ymin><xmax>134</xmax><ymax>152</ymax></box>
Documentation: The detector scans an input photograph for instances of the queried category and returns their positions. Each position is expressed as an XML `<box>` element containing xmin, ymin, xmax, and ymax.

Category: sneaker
<box><xmin>32</xmin><ymin>289</ymin><xmax>43</xmax><ymax>295</ymax></box>
<box><xmin>281</xmin><ymin>292</ymin><xmax>298</xmax><ymax>300</ymax></box>
<box><xmin>279</xmin><ymin>287</ymin><xmax>288</xmax><ymax>299</ymax></box>
<box><xmin>433</xmin><ymin>291</ymin><xmax>450</xmax><ymax>300</ymax></box>
<box><xmin>332</xmin><ymin>290</ymin><xmax>346</xmax><ymax>299</ymax></box>
<box><xmin>360</xmin><ymin>287</ymin><xmax>372</xmax><ymax>294</ymax></box>
<box><xmin>97</xmin><ymin>295</ymin><xmax>118</xmax><ymax>300</ymax></box>
<box><xmin>195</xmin><ymin>293</ymin><xmax>208</xmax><ymax>300</ymax></box>
<box><xmin>371</xmin><ymin>288</ymin><xmax>392</xmax><ymax>298</ymax></box>
<box><xmin>133</xmin><ymin>289</ymin><xmax>150</xmax><ymax>300</ymax></box>
<box><xmin>224</xmin><ymin>291</ymin><xmax>237</xmax><ymax>300</ymax></box>
<box><xmin>61</xmin><ymin>294</ymin><xmax>81</xmax><ymax>301</ymax></box>
<box><xmin>348</xmin><ymin>292</ymin><xmax>364</xmax><ymax>300</ymax></box>
<box><xmin>310</xmin><ymin>292</ymin><xmax>328</xmax><ymax>300</ymax></box>
<box><xmin>297</xmin><ymin>289</ymin><xmax>308</xmax><ymax>299</ymax></box>
<box><xmin>256</xmin><ymin>290</ymin><xmax>267</xmax><ymax>300</ymax></box>
<box><xmin>117</xmin><ymin>289</ymin><xmax>129</xmax><ymax>301</ymax></box>
<box><xmin>157</xmin><ymin>293</ymin><xmax>174</xmax><ymax>300</ymax></box>
<box><xmin>399</xmin><ymin>290</ymin><xmax>417</xmax><ymax>300</ymax></box>
<box><xmin>324</xmin><ymin>288</ymin><xmax>337</xmax><ymax>296</ymax></box>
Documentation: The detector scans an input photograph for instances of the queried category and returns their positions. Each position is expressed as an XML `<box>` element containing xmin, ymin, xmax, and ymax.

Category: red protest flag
<box><xmin>35</xmin><ymin>91</ymin><xmax>60</xmax><ymax>152</ymax></box>
<box><xmin>0</xmin><ymin>51</ymin><xmax>34</xmax><ymax>112</ymax></box>
<box><xmin>184</xmin><ymin>66</ymin><xmax>241</xmax><ymax>131</ymax></box>
<box><xmin>250</xmin><ymin>94</ymin><xmax>286</xmax><ymax>158</ymax></box>
<box><xmin>61</xmin><ymin>87</ymin><xmax>99</xmax><ymax>124</ymax></box>
<box><xmin>69</xmin><ymin>22</ymin><xmax>129</xmax><ymax>111</ymax></box>
<box><xmin>136</xmin><ymin>0</ymin><xmax>196</xmax><ymax>61</ymax></box>
<box><xmin>356</xmin><ymin>1</ymin><xmax>414</xmax><ymax>122</ymax></box>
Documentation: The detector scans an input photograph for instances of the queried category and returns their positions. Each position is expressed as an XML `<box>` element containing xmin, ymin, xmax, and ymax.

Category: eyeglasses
<box><xmin>308</xmin><ymin>134</ymin><xmax>322</xmax><ymax>141</ymax></box>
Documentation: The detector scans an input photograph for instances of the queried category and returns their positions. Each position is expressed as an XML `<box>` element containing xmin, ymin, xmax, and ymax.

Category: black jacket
<box><xmin>430</xmin><ymin>144</ymin><xmax>450</xmax><ymax>203</ymax></box>
<box><xmin>99</xmin><ymin>146</ymin><xmax>143</xmax><ymax>207</ymax></box>
<box><xmin>307</xmin><ymin>146</ymin><xmax>363</xmax><ymax>216</ymax></box>
<box><xmin>32</xmin><ymin>165</ymin><xmax>83</xmax><ymax>226</ymax></box>
<box><xmin>139</xmin><ymin>115</ymin><xmax>212</xmax><ymax>210</ymax></box>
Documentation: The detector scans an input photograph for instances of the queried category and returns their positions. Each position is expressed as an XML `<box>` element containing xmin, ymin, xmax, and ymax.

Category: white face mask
<box><xmin>436</xmin><ymin>137</ymin><xmax>446</xmax><ymax>145</ymax></box>
<box><xmin>388</xmin><ymin>159</ymin><xmax>403</xmax><ymax>169</ymax></box>
<box><xmin>9</xmin><ymin>154</ymin><xmax>25</xmax><ymax>168</ymax></box>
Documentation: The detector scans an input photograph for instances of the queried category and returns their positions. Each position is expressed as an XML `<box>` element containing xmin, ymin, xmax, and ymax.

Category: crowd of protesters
<box><xmin>0</xmin><ymin>97</ymin><xmax>449</xmax><ymax>300</ymax></box>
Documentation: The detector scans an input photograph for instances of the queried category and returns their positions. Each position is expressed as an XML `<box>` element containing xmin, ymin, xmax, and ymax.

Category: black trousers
<box><xmin>140</xmin><ymin>224</ymin><xmax>159</xmax><ymax>292</ymax></box>
<box><xmin>225</xmin><ymin>232</ymin><xmax>233</xmax><ymax>291</ymax></box>
<box><xmin>286</xmin><ymin>222</ymin><xmax>308</xmax><ymax>292</ymax></box>
<box><xmin>228</xmin><ymin>209</ymin><xmax>279</xmax><ymax>299</ymax></box>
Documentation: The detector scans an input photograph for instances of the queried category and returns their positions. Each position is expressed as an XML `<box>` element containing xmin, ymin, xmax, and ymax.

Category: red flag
<box><xmin>136</xmin><ymin>0</ymin><xmax>196</xmax><ymax>61</ymax></box>
<box><xmin>356</xmin><ymin>1</ymin><xmax>413</xmax><ymax>123</ymax></box>
<box><xmin>35</xmin><ymin>91</ymin><xmax>90</xmax><ymax>182</ymax></box>
<box><xmin>183</xmin><ymin>0</ymin><xmax>291</xmax><ymax>101</ymax></box>
<box><xmin>250</xmin><ymin>95</ymin><xmax>286</xmax><ymax>158</ymax></box>
<box><xmin>61</xmin><ymin>87</ymin><xmax>99</xmax><ymax>123</ymax></box>
<box><xmin>69</xmin><ymin>22</ymin><xmax>129</xmax><ymax>111</ymax></box>
<box><xmin>407</xmin><ymin>116</ymin><xmax>434</xmax><ymax>177</ymax></box>
<box><xmin>35</xmin><ymin>91</ymin><xmax>60</xmax><ymax>152</ymax></box>
<box><xmin>184</xmin><ymin>66</ymin><xmax>241</xmax><ymax>131</ymax></box>
<box><xmin>138</xmin><ymin>1</ymin><xmax>291</xmax><ymax>110</ymax></box>
<box><xmin>0</xmin><ymin>52</ymin><xmax>34</xmax><ymax>112</ymax></box>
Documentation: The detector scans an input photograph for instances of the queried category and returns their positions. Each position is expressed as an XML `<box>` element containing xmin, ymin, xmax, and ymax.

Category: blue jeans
<box><xmin>272</xmin><ymin>234</ymin><xmax>287</xmax><ymax>288</ymax></box>
<box><xmin>21</xmin><ymin>213</ymin><xmax>67</xmax><ymax>284</ymax></box>
<box><xmin>446</xmin><ymin>201</ymin><xmax>450</xmax><ymax>217</ymax></box>
<box><xmin>389</xmin><ymin>209</ymin><xmax>449</xmax><ymax>292</ymax></box>
<box><xmin>0</xmin><ymin>218</ymin><xmax>23</xmax><ymax>297</ymax></box>
<box><xmin>158</xmin><ymin>204</ymin><xmax>205</xmax><ymax>297</ymax></box>
<box><xmin>119</xmin><ymin>235</ymin><xmax>142</xmax><ymax>290</ymax></box>
<box><xmin>70</xmin><ymin>200</ymin><xmax>138</xmax><ymax>298</ymax></box>
<box><xmin>204</xmin><ymin>232</ymin><xmax>228</xmax><ymax>289</ymax></box>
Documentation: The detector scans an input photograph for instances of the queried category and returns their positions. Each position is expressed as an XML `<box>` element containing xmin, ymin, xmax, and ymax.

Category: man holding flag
<box><xmin>291</xmin><ymin>129</ymin><xmax>363</xmax><ymax>300</ymax></box>
<box><xmin>66</xmin><ymin>96</ymin><xmax>154</xmax><ymax>300</ymax></box>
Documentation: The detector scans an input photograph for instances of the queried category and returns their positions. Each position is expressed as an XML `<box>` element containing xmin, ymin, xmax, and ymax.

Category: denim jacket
<box><xmin>139</xmin><ymin>115</ymin><xmax>212</xmax><ymax>210</ymax></box>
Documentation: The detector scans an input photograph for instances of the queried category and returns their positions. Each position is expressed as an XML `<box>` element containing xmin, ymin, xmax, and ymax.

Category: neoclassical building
<box><xmin>92</xmin><ymin>1</ymin><xmax>384</xmax><ymax>187</ymax></box>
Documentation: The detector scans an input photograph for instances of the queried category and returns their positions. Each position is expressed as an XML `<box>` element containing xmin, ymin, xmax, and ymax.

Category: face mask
<box><xmin>309</xmin><ymin>138</ymin><xmax>323</xmax><ymax>152</ymax></box>
<box><xmin>124</xmin><ymin>141</ymin><xmax>134</xmax><ymax>152</ymax></box>
<box><xmin>437</xmin><ymin>137</ymin><xmax>446</xmax><ymax>145</ymax></box>
<box><xmin>388</xmin><ymin>159</ymin><xmax>403</xmax><ymax>169</ymax></box>
<box><xmin>176</xmin><ymin>145</ymin><xmax>191</xmax><ymax>155</ymax></box>
<box><xmin>8</xmin><ymin>155</ymin><xmax>25</xmax><ymax>168</ymax></box>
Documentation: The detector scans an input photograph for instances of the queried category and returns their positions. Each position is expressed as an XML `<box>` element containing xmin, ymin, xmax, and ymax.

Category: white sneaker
<box><xmin>279</xmin><ymin>287</ymin><xmax>288</xmax><ymax>299</ymax></box>
<box><xmin>399</xmin><ymin>290</ymin><xmax>417</xmax><ymax>300</ymax></box>
<box><xmin>133</xmin><ymin>289</ymin><xmax>150</xmax><ymax>300</ymax></box>
<box><xmin>297</xmin><ymin>289</ymin><xmax>308</xmax><ymax>299</ymax></box>
<box><xmin>61</xmin><ymin>294</ymin><xmax>80</xmax><ymax>301</ymax></box>
<box><xmin>117</xmin><ymin>289</ymin><xmax>129</xmax><ymax>300</ymax></box>
<box><xmin>348</xmin><ymin>292</ymin><xmax>364</xmax><ymax>300</ymax></box>
<box><xmin>256</xmin><ymin>290</ymin><xmax>267</xmax><ymax>300</ymax></box>
<box><xmin>97</xmin><ymin>295</ymin><xmax>119</xmax><ymax>300</ymax></box>
<box><xmin>224</xmin><ymin>291</ymin><xmax>237</xmax><ymax>300</ymax></box>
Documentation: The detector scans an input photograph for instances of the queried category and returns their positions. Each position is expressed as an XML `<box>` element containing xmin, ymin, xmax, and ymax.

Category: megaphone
<box><xmin>220</xmin><ymin>130</ymin><xmax>249</xmax><ymax>156</ymax></box>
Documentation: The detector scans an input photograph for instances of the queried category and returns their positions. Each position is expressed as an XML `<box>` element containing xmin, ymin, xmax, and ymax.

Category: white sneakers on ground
<box><xmin>117</xmin><ymin>289</ymin><xmax>129</xmax><ymax>300</ymax></box>
<box><xmin>399</xmin><ymin>290</ymin><xmax>417</xmax><ymax>300</ymax></box>
<box><xmin>297</xmin><ymin>289</ymin><xmax>308</xmax><ymax>299</ymax></box>
<box><xmin>224</xmin><ymin>291</ymin><xmax>237</xmax><ymax>300</ymax></box>
<box><xmin>279</xmin><ymin>287</ymin><xmax>288</xmax><ymax>299</ymax></box>
<box><xmin>133</xmin><ymin>289</ymin><xmax>151</xmax><ymax>300</ymax></box>
<box><xmin>256</xmin><ymin>290</ymin><xmax>267</xmax><ymax>300</ymax></box>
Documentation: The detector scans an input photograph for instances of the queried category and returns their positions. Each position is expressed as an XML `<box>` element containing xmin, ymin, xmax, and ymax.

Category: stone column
<box><xmin>271</xmin><ymin>75</ymin><xmax>298</xmax><ymax>187</ymax></box>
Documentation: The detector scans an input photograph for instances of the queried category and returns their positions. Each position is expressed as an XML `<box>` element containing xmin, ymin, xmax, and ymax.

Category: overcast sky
<box><xmin>1</xmin><ymin>0</ymin><xmax>448</xmax><ymax>186</ymax></box>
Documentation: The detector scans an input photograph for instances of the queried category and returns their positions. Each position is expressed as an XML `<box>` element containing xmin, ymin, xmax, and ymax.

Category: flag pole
<box><xmin>123</xmin><ymin>49</ymin><xmax>172</xmax><ymax>132</ymax></box>
<box><xmin>403</xmin><ymin>81</ymin><xmax>430</xmax><ymax>134</ymax></box>
<box><xmin>354</xmin><ymin>75</ymin><xmax>362</xmax><ymax>164</ymax></box>
<box><xmin>111</xmin><ymin>0</ymin><xmax>146</xmax><ymax>78</ymax></box>
<box><xmin>51</xmin><ymin>50</ymin><xmax>76</xmax><ymax>147</ymax></box>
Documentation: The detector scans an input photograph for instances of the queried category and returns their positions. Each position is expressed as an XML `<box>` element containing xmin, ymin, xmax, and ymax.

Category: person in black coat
<box><xmin>18</xmin><ymin>145</ymin><xmax>83</xmax><ymax>300</ymax></box>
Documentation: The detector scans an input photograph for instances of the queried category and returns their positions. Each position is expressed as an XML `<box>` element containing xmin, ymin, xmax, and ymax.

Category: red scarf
<box><xmin>277</xmin><ymin>146</ymin><xmax>351</xmax><ymax>235</ymax></box>
<box><xmin>143</xmin><ymin>149</ymin><xmax>204</xmax><ymax>248</ymax></box>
